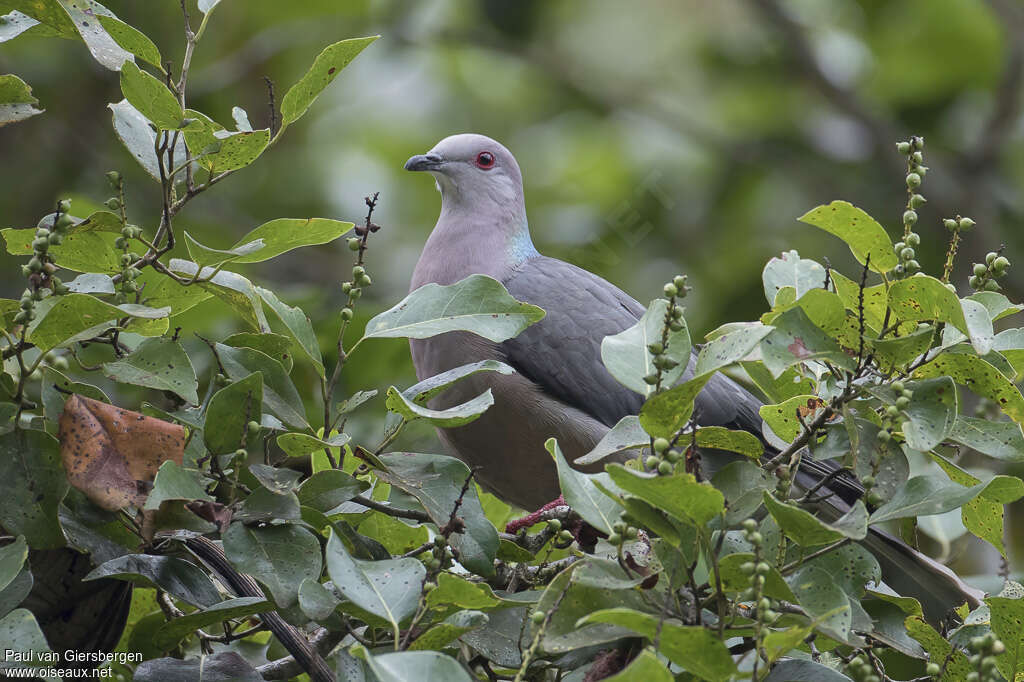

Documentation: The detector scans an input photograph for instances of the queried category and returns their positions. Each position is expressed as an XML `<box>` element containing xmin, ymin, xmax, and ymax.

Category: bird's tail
<box><xmin>864</xmin><ymin>527</ymin><xmax>985</xmax><ymax>623</ymax></box>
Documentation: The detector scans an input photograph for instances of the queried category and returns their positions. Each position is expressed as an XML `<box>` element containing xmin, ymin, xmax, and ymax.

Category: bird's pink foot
<box><xmin>504</xmin><ymin>495</ymin><xmax>566</xmax><ymax>533</ymax></box>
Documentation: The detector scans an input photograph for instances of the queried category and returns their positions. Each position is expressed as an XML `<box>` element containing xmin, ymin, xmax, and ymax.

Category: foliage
<box><xmin>1</xmin><ymin>4</ymin><xmax>1024</xmax><ymax>682</ymax></box>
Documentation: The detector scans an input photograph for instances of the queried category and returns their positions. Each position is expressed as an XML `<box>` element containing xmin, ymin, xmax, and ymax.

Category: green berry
<box><xmin>647</xmin><ymin>342</ymin><xmax>664</xmax><ymax>355</ymax></box>
<box><xmin>547</xmin><ymin>518</ymin><xmax>562</xmax><ymax>532</ymax></box>
<box><xmin>352</xmin><ymin>265</ymin><xmax>365</xmax><ymax>278</ymax></box>
<box><xmin>958</xmin><ymin>217</ymin><xmax>975</xmax><ymax>230</ymax></box>
<box><xmin>892</xmin><ymin>381</ymin><xmax>905</xmax><ymax>393</ymax></box>
<box><xmin>910</xmin><ymin>194</ymin><xmax>926</xmax><ymax>208</ymax></box>
<box><xmin>867</xmin><ymin>491</ymin><xmax>883</xmax><ymax>506</ymax></box>
<box><xmin>360</xmin><ymin>274</ymin><xmax>372</xmax><ymax>286</ymax></box>
<box><xmin>626</xmin><ymin>526</ymin><xmax>638</xmax><ymax>539</ymax></box>
<box><xmin>104</xmin><ymin>197</ymin><xmax>121</xmax><ymax>210</ymax></box>
<box><xmin>905</xmin><ymin>232</ymin><xmax>920</xmax><ymax>246</ymax></box>
<box><xmin>48</xmin><ymin>233</ymin><xmax>63</xmax><ymax>246</ymax></box>
<box><xmin>607</xmin><ymin>532</ymin><xmax>622</xmax><ymax>546</ymax></box>
<box><xmin>247</xmin><ymin>420</ymin><xmax>261</xmax><ymax>436</ymax></box>
<box><xmin>987</xmin><ymin>252</ymin><xmax>998</xmax><ymax>265</ymax></box>
<box><xmin>663</xmin><ymin>283</ymin><xmax>678</xmax><ymax>298</ymax></box>
<box><xmin>900</xmin><ymin>247</ymin><xmax>915</xmax><ymax>260</ymax></box>
<box><xmin>558</xmin><ymin>529</ymin><xmax>573</xmax><ymax>543</ymax></box>
<box><xmin>643</xmin><ymin>373</ymin><xmax>659</xmax><ymax>385</ymax></box>
<box><xmin>944</xmin><ymin>218</ymin><xmax>958</xmax><ymax>231</ymax></box>
<box><xmin>423</xmin><ymin>581</ymin><xmax>436</xmax><ymax>592</ymax></box>
<box><xmin>740</xmin><ymin>561</ymin><xmax>756</xmax><ymax>575</ymax></box>
<box><xmin>341</xmin><ymin>282</ymin><xmax>352</xmax><ymax>294</ymax></box>
<box><xmin>340</xmin><ymin>307</ymin><xmax>354</xmax><ymax>321</ymax></box>
<box><xmin>906</xmin><ymin>260</ymin><xmax>920</xmax><ymax>273</ymax></box>
<box><xmin>985</xmin><ymin>279</ymin><xmax>1000</xmax><ymax>291</ymax></box>
<box><xmin>756</xmin><ymin>562</ymin><xmax>770</xmax><ymax>575</ymax></box>
<box><xmin>992</xmin><ymin>640</ymin><xmax>1006</xmax><ymax>655</ymax></box>
<box><xmin>994</xmin><ymin>256</ymin><xmax>1010</xmax><ymax>271</ymax></box>
<box><xmin>52</xmin><ymin>356</ymin><xmax>69</xmax><ymax>371</ymax></box>
<box><xmin>347</xmin><ymin>237</ymin><xmax>360</xmax><ymax>251</ymax></box>
<box><xmin>758</xmin><ymin>597</ymin><xmax>771</xmax><ymax>611</ymax></box>
<box><xmin>653</xmin><ymin>437</ymin><xmax>670</xmax><ymax>453</ymax></box>
<box><xmin>925</xmin><ymin>663</ymin><xmax>940</xmax><ymax>676</ymax></box>
<box><xmin>657</xmin><ymin>460</ymin><xmax>673</xmax><ymax>475</ymax></box>
<box><xmin>969</xmin><ymin>275</ymin><xmax>981</xmax><ymax>288</ymax></box>
<box><xmin>894</xmin><ymin>241</ymin><xmax>905</xmax><ymax>253</ymax></box>
<box><xmin>350</xmin><ymin>287</ymin><xmax>362</xmax><ymax>299</ymax></box>
<box><xmin>903</xmin><ymin>210</ymin><xmax>917</xmax><ymax>225</ymax></box>
<box><xmin>673</xmin><ymin>275</ymin><xmax>687</xmax><ymax>289</ymax></box>
<box><xmin>742</xmin><ymin>519</ymin><xmax>757</xmax><ymax>532</ymax></box>
<box><xmin>234</xmin><ymin>448</ymin><xmax>247</xmax><ymax>458</ymax></box>
<box><xmin>896</xmin><ymin>141</ymin><xmax>911</xmax><ymax>154</ymax></box>
<box><xmin>896</xmin><ymin>396</ymin><xmax>910</xmax><ymax>409</ymax></box>
<box><xmin>645</xmin><ymin>455</ymin><xmax>661</xmax><ymax>470</ymax></box>
<box><xmin>886</xmin><ymin>405</ymin><xmax>899</xmax><ymax>417</ymax></box>
<box><xmin>748</xmin><ymin>532</ymin><xmax>763</xmax><ymax>545</ymax></box>
<box><xmin>974</xmin><ymin>263</ymin><xmax>988</xmax><ymax>277</ymax></box>
<box><xmin>57</xmin><ymin>199</ymin><xmax>71</xmax><ymax>213</ymax></box>
<box><xmin>877</xmin><ymin>429</ymin><xmax>891</xmax><ymax>443</ymax></box>
<box><xmin>668</xmin><ymin>320</ymin><xmax>685</xmax><ymax>332</ymax></box>
<box><xmin>31</xmin><ymin>238</ymin><xmax>48</xmax><ymax>252</ymax></box>
<box><xmin>106</xmin><ymin>170</ymin><xmax>122</xmax><ymax>186</ymax></box>
<box><xmin>665</xmin><ymin>449</ymin><xmax>681</xmax><ymax>463</ymax></box>
<box><xmin>531</xmin><ymin>610</ymin><xmax>546</xmax><ymax>624</ymax></box>
<box><xmin>906</xmin><ymin>172</ymin><xmax>921</xmax><ymax>188</ymax></box>
<box><xmin>912</xmin><ymin>151</ymin><xmax>924</xmax><ymax>164</ymax></box>
<box><xmin>862</xmin><ymin>475</ymin><xmax>875</xmax><ymax>488</ymax></box>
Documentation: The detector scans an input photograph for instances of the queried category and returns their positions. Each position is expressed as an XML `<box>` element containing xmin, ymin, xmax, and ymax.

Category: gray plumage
<box><xmin>406</xmin><ymin>133</ymin><xmax>982</xmax><ymax>622</ymax></box>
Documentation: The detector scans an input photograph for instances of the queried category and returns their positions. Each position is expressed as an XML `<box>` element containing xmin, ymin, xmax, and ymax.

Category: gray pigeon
<box><xmin>405</xmin><ymin>133</ymin><xmax>982</xmax><ymax>622</ymax></box>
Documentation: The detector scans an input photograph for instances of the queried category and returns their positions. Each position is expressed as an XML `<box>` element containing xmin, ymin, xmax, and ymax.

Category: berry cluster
<box><xmin>893</xmin><ymin>137</ymin><xmax>927</xmax><ymax>278</ymax></box>
<box><xmin>645</xmin><ymin>436</ymin><xmax>679</xmax><ymax>475</ymax></box>
<box><xmin>845</xmin><ymin>653</ymin><xmax>881</xmax><ymax>682</ymax></box>
<box><xmin>15</xmin><ymin>199</ymin><xmax>74</xmax><ymax>326</ymax></box>
<box><xmin>642</xmin><ymin>274</ymin><xmax>688</xmax><ymax>388</ymax></box>
<box><xmin>739</xmin><ymin>519</ymin><xmax>778</xmax><ymax>624</ymax></box>
<box><xmin>339</xmin><ymin>264</ymin><xmax>372</xmax><ymax>321</ymax></box>
<box><xmin>970</xmin><ymin>250</ymin><xmax>1011</xmax><ymax>292</ymax></box>
<box><xmin>605</xmin><ymin>517</ymin><xmax>639</xmax><ymax>548</ymax></box>
<box><xmin>546</xmin><ymin>517</ymin><xmax>575</xmax><ymax>547</ymax></box>
<box><xmin>106</xmin><ymin>172</ymin><xmax>143</xmax><ymax>304</ymax></box>
<box><xmin>963</xmin><ymin>631</ymin><xmax>1006</xmax><ymax>682</ymax></box>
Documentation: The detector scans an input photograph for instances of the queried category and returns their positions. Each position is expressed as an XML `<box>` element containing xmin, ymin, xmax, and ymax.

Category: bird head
<box><xmin>405</xmin><ymin>134</ymin><xmax>525</xmax><ymax>215</ymax></box>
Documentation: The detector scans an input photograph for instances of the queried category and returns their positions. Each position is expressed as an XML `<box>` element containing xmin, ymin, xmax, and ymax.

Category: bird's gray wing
<box><xmin>499</xmin><ymin>256</ymin><xmax>646</xmax><ymax>426</ymax></box>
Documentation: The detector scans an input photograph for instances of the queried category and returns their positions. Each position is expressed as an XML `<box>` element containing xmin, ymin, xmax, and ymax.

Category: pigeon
<box><xmin>404</xmin><ymin>133</ymin><xmax>982</xmax><ymax>622</ymax></box>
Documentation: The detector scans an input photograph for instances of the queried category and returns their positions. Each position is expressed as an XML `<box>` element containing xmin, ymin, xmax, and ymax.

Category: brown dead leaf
<box><xmin>59</xmin><ymin>394</ymin><xmax>185</xmax><ymax>511</ymax></box>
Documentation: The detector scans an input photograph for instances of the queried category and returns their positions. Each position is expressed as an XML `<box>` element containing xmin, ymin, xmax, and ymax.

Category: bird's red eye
<box><xmin>475</xmin><ymin>151</ymin><xmax>495</xmax><ymax>169</ymax></box>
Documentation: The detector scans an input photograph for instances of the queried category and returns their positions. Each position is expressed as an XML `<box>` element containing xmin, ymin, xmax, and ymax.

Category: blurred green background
<box><xmin>2</xmin><ymin>0</ymin><xmax>1022</xmax><ymax>579</ymax></box>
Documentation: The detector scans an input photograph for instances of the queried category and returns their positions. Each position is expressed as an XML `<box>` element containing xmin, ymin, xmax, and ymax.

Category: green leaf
<box><xmin>898</xmin><ymin>377</ymin><xmax>957</xmax><ymax>452</ymax></box>
<box><xmin>872</xmin><ymin>326</ymin><xmax>934</xmax><ymax>368</ymax></box>
<box><xmin>119</xmin><ymin>60</ymin><xmax>182</xmax><ymax>130</ymax></box>
<box><xmin>888</xmin><ymin>275</ymin><xmax>993</xmax><ymax>355</ymax></box>
<box><xmin>352</xmin><ymin>648</ymin><xmax>472</xmax><ymax>682</ymax></box>
<box><xmin>197</xmin><ymin>0</ymin><xmax>221</xmax><ymax>13</ymax></box>
<box><xmin>96</xmin><ymin>15</ymin><xmax>161</xmax><ymax>68</ymax></box>
<box><xmin>763</xmin><ymin>623</ymin><xmax>814</xmax><ymax>664</ymax></box>
<box><xmin>135</xmin><ymin>269</ymin><xmax>211</xmax><ymax>315</ymax></box>
<box><xmin>108</xmin><ymin>100</ymin><xmax>187</xmax><ymax>182</ymax></box>
<box><xmin>153</xmin><ymin>596</ymin><xmax>272</xmax><ymax>650</ymax></box>
<box><xmin>741</xmin><ymin>361</ymin><xmax>815</xmax><ymax>403</ymax></box>
<box><xmin>694</xmin><ymin>322</ymin><xmax>773</xmax><ymax>376</ymax></box>
<box><xmin>0</xmin><ymin>0</ymin><xmax>77</xmax><ymax>38</ymax></box>
<box><xmin>256</xmin><ymin>287</ymin><xmax>324</xmax><ymax>377</ymax></box>
<box><xmin>102</xmin><ymin>336</ymin><xmax>198</xmax><ymax>404</ymax></box>
<box><xmin>606</xmin><ymin>463</ymin><xmax>724</xmax><ymax>525</ymax></box>
<box><xmin>363</xmin><ymin>274</ymin><xmax>545</xmax><ymax>342</ymax></box>
<box><xmin>549</xmin><ymin>438</ymin><xmax>621</xmax><ymax>535</ymax></box>
<box><xmin>575</xmin><ymin>415</ymin><xmax>648</xmax><ymax>465</ymax></box>
<box><xmin>277</xmin><ymin>431</ymin><xmax>349</xmax><ymax>458</ymax></box>
<box><xmin>714</xmin><ymin>460</ymin><xmax>771</xmax><ymax>524</ymax></box>
<box><xmin>85</xmin><ymin>554</ymin><xmax>221</xmax><ymax>607</ymax></box>
<box><xmin>970</xmin><ymin>291</ymin><xmax>1024</xmax><ymax>322</ymax></box>
<box><xmin>788</xmin><ymin>564</ymin><xmax>852</xmax><ymax>639</ymax></box>
<box><xmin>0</xmin><ymin>536</ymin><xmax>27</xmax><ymax>594</ymax></box>
<box><xmin>638</xmin><ymin>374</ymin><xmax>712</xmax><ymax>439</ymax></box>
<box><xmin>798</xmin><ymin>200</ymin><xmax>897</xmax><ymax>272</ymax></box>
<box><xmin>409</xmin><ymin>610</ymin><xmax>488</xmax><ymax>651</ymax></box>
<box><xmin>166</xmin><ymin>261</ymin><xmax>270</xmax><ymax>331</ymax></box>
<box><xmin>232</xmin><ymin>106</ymin><xmax>252</xmax><ymax>131</ymax></box>
<box><xmin>183</xmin><ymin>230</ymin><xmax>264</xmax><ymax>268</ymax></box>
<box><xmin>204</xmin><ymin>372</ymin><xmax>262</xmax><ymax>455</ymax></box>
<box><xmin>0</xmin><ymin>609</ymin><xmax>51</xmax><ymax>672</ymax></box>
<box><xmin>759</xmin><ymin>306</ymin><xmax>856</xmax><ymax>377</ymax></box>
<box><xmin>248</xmin><ymin>463</ymin><xmax>302</xmax><ymax>494</ymax></box>
<box><xmin>298</xmin><ymin>578</ymin><xmax>340</xmax><ymax>622</ymax></box>
<box><xmin>0</xmin><ymin>11</ymin><xmax>46</xmax><ymax>44</ymax></box>
<box><xmin>424</xmin><ymin>572</ymin><xmax>509</xmax><ymax>612</ymax></box>
<box><xmin>385</xmin><ymin>385</ymin><xmax>494</xmax><ymax>427</ymax></box>
<box><xmin>0</xmin><ymin>73</ymin><xmax>43</xmax><ymax>125</ymax></box>
<box><xmin>831</xmin><ymin>270</ymin><xmax>889</xmax><ymax>331</ymax></box>
<box><xmin>579</xmin><ymin>608</ymin><xmax>737</xmax><ymax>682</ymax></box>
<box><xmin>134</xmin><ymin>652</ymin><xmax>263</xmax><ymax>682</ymax></box>
<box><xmin>280</xmin><ymin>36</ymin><xmax>379</xmax><ymax>128</ymax></box>
<box><xmin>216</xmin><ymin>343</ymin><xmax>307</xmax><ymax>429</ymax></box>
<box><xmin>144</xmin><ymin>460</ymin><xmax>212</xmax><ymax>510</ymax></box>
<box><xmin>986</xmin><ymin>593</ymin><xmax>1024</xmax><ymax>682</ymax></box>
<box><xmin>759</xmin><ymin>394</ymin><xmax>823</xmax><ymax>443</ymax></box>
<box><xmin>57</xmin><ymin>0</ymin><xmax>132</xmax><ymax>70</ymax></box>
<box><xmin>400</xmin><ymin>360</ymin><xmax>515</xmax><ymax>406</ymax></box>
<box><xmin>600</xmin><ymin>298</ymin><xmax>690</xmax><ymax>396</ymax></box>
<box><xmin>26</xmin><ymin>293</ymin><xmax>168</xmax><ymax>353</ymax></box>
<box><xmin>869</xmin><ymin>475</ymin><xmax>987</xmax><ymax>524</ymax></box>
<box><xmin>231</xmin><ymin>218</ymin><xmax>354</xmax><ymax>263</ymax></box>
<box><xmin>0</xmin><ymin>429</ymin><xmax>67</xmax><ymax>548</ymax></box>
<box><xmin>325</xmin><ymin>529</ymin><xmax>425</xmax><ymax>634</ymax></box>
<box><xmin>224</xmin><ymin>331</ymin><xmax>293</xmax><ymax>373</ymax></box>
<box><xmin>914</xmin><ymin>351</ymin><xmax>1024</xmax><ymax>423</ymax></box>
<box><xmin>762</xmin><ymin>250</ymin><xmax>827</xmax><ymax>305</ymax></box>
<box><xmin>223</xmin><ymin>522</ymin><xmax>321</xmax><ymax>608</ymax></box>
<box><xmin>763</xmin><ymin>492</ymin><xmax>867</xmax><ymax>545</ymax></box>
<box><xmin>377</xmin><ymin>452</ymin><xmax>498</xmax><ymax>577</ymax></box>
<box><xmin>949</xmin><ymin>417</ymin><xmax>1024</xmax><ymax>462</ymax></box>
<box><xmin>204</xmin><ymin>129</ymin><xmax>271</xmax><ymax>172</ymax></box>
<box><xmin>905</xmin><ymin>615</ymin><xmax>970</xmax><ymax>681</ymax></box>
<box><xmin>235</xmin><ymin>486</ymin><xmax>300</xmax><ymax>522</ymax></box>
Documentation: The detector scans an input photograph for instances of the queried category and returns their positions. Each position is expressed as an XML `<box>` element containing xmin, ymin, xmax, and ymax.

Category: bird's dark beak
<box><xmin>404</xmin><ymin>152</ymin><xmax>444</xmax><ymax>172</ymax></box>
